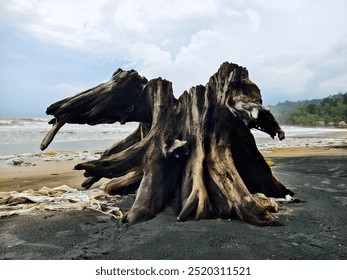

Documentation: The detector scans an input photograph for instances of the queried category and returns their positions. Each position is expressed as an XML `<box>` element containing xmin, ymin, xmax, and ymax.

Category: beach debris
<box><xmin>274</xmin><ymin>194</ymin><xmax>302</xmax><ymax>204</ymax></box>
<box><xmin>0</xmin><ymin>185</ymin><xmax>122</xmax><ymax>218</ymax></box>
<box><xmin>4</xmin><ymin>158</ymin><xmax>25</xmax><ymax>166</ymax></box>
<box><xmin>253</xmin><ymin>193</ymin><xmax>279</xmax><ymax>212</ymax></box>
<box><xmin>23</xmin><ymin>161</ymin><xmax>36</xmax><ymax>166</ymax></box>
<box><xmin>338</xmin><ymin>121</ymin><xmax>347</xmax><ymax>128</ymax></box>
<box><xmin>43</xmin><ymin>151</ymin><xmax>57</xmax><ymax>157</ymax></box>
<box><xmin>41</xmin><ymin>62</ymin><xmax>293</xmax><ymax>226</ymax></box>
<box><xmin>0</xmin><ymin>151</ymin><xmax>104</xmax><ymax>167</ymax></box>
<box><xmin>4</xmin><ymin>159</ymin><xmax>36</xmax><ymax>166</ymax></box>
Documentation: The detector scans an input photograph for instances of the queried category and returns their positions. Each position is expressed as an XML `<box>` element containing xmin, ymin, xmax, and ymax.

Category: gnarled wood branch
<box><xmin>41</xmin><ymin>62</ymin><xmax>293</xmax><ymax>226</ymax></box>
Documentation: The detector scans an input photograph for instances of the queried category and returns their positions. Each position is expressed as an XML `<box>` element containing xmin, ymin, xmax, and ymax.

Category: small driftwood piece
<box><xmin>41</xmin><ymin>62</ymin><xmax>292</xmax><ymax>225</ymax></box>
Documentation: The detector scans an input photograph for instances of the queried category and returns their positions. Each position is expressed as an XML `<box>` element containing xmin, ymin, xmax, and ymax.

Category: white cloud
<box><xmin>1</xmin><ymin>0</ymin><xmax>347</xmax><ymax>102</ymax></box>
<box><xmin>319</xmin><ymin>75</ymin><xmax>347</xmax><ymax>95</ymax></box>
<box><xmin>251</xmin><ymin>51</ymin><xmax>315</xmax><ymax>96</ymax></box>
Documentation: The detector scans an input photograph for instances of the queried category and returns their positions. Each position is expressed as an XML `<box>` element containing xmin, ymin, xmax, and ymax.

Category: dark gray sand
<box><xmin>1</xmin><ymin>156</ymin><xmax>346</xmax><ymax>260</ymax></box>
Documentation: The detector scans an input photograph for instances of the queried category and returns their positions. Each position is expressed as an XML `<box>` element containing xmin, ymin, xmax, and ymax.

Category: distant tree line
<box><xmin>269</xmin><ymin>93</ymin><xmax>347</xmax><ymax>127</ymax></box>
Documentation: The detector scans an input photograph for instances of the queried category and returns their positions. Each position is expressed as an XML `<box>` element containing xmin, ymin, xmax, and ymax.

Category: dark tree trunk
<box><xmin>41</xmin><ymin>62</ymin><xmax>293</xmax><ymax>226</ymax></box>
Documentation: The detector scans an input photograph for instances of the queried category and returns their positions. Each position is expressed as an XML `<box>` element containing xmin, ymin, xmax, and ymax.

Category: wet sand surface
<box><xmin>0</xmin><ymin>160</ymin><xmax>111</xmax><ymax>192</ymax></box>
<box><xmin>0</xmin><ymin>149</ymin><xmax>346</xmax><ymax>260</ymax></box>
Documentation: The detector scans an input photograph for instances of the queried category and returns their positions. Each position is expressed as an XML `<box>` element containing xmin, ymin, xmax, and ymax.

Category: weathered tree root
<box><xmin>41</xmin><ymin>62</ymin><xmax>293</xmax><ymax>226</ymax></box>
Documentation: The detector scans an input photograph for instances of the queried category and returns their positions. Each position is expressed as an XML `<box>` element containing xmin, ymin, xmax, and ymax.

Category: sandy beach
<box><xmin>1</xmin><ymin>145</ymin><xmax>346</xmax><ymax>191</ymax></box>
<box><xmin>0</xmin><ymin>130</ymin><xmax>346</xmax><ymax>259</ymax></box>
<box><xmin>0</xmin><ymin>145</ymin><xmax>347</xmax><ymax>191</ymax></box>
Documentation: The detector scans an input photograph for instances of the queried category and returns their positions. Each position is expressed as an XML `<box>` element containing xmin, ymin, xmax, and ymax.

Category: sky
<box><xmin>0</xmin><ymin>0</ymin><xmax>346</xmax><ymax>117</ymax></box>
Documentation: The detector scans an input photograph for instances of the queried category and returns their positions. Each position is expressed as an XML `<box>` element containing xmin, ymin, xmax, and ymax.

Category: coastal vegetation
<box><xmin>268</xmin><ymin>92</ymin><xmax>347</xmax><ymax>127</ymax></box>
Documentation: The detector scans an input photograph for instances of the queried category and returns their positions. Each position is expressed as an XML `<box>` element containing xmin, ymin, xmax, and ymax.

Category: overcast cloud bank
<box><xmin>1</xmin><ymin>0</ymin><xmax>346</xmax><ymax>116</ymax></box>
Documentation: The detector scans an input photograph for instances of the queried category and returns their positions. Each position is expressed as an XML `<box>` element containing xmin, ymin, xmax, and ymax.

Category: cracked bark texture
<box><xmin>41</xmin><ymin>62</ymin><xmax>293</xmax><ymax>225</ymax></box>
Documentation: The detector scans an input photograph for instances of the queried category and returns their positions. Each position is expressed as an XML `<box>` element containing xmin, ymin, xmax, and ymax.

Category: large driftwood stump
<box><xmin>41</xmin><ymin>62</ymin><xmax>293</xmax><ymax>225</ymax></box>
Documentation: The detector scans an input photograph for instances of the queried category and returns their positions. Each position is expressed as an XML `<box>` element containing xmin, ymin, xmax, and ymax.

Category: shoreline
<box><xmin>261</xmin><ymin>144</ymin><xmax>347</xmax><ymax>157</ymax></box>
<box><xmin>0</xmin><ymin>144</ymin><xmax>346</xmax><ymax>192</ymax></box>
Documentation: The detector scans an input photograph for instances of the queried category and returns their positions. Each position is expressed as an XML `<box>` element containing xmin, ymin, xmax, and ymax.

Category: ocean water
<box><xmin>0</xmin><ymin>117</ymin><xmax>138</xmax><ymax>155</ymax></box>
<box><xmin>0</xmin><ymin>117</ymin><xmax>346</xmax><ymax>155</ymax></box>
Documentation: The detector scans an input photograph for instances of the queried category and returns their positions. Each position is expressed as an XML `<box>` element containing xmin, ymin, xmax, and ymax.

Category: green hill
<box><xmin>268</xmin><ymin>92</ymin><xmax>347</xmax><ymax>127</ymax></box>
